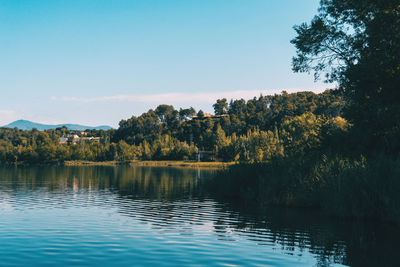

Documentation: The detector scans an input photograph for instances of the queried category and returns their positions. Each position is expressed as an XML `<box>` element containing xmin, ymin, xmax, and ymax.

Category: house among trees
<box><xmin>59</xmin><ymin>137</ymin><xmax>68</xmax><ymax>144</ymax></box>
<box><xmin>59</xmin><ymin>134</ymin><xmax>100</xmax><ymax>144</ymax></box>
<box><xmin>81</xmin><ymin>136</ymin><xmax>101</xmax><ymax>142</ymax></box>
<box><xmin>59</xmin><ymin>134</ymin><xmax>80</xmax><ymax>144</ymax></box>
<box><xmin>192</xmin><ymin>112</ymin><xmax>228</xmax><ymax>120</ymax></box>
<box><xmin>192</xmin><ymin>111</ymin><xmax>213</xmax><ymax>119</ymax></box>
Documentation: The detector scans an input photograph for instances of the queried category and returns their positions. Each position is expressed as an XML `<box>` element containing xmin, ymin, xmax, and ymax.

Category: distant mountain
<box><xmin>2</xmin><ymin>120</ymin><xmax>113</xmax><ymax>131</ymax></box>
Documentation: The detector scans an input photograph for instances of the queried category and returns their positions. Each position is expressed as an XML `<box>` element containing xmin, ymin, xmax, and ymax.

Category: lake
<box><xmin>0</xmin><ymin>166</ymin><xmax>398</xmax><ymax>266</ymax></box>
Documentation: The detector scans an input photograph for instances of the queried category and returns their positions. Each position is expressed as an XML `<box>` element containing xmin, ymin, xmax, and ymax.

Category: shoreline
<box><xmin>63</xmin><ymin>160</ymin><xmax>234</xmax><ymax>168</ymax></box>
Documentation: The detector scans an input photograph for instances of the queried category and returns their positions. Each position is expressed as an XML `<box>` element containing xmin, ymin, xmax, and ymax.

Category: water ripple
<box><xmin>0</xmin><ymin>166</ymin><xmax>396</xmax><ymax>266</ymax></box>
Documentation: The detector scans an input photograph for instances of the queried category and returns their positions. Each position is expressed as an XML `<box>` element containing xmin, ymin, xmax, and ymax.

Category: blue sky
<box><xmin>0</xmin><ymin>0</ymin><xmax>328</xmax><ymax>127</ymax></box>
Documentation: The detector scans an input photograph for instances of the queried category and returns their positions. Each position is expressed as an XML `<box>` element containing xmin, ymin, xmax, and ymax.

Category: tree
<box><xmin>281</xmin><ymin>112</ymin><xmax>324</xmax><ymax>155</ymax></box>
<box><xmin>179</xmin><ymin>107</ymin><xmax>196</xmax><ymax>121</ymax></box>
<box><xmin>213</xmin><ymin>98</ymin><xmax>228</xmax><ymax>115</ymax></box>
<box><xmin>291</xmin><ymin>0</ymin><xmax>400</xmax><ymax>153</ymax></box>
<box><xmin>155</xmin><ymin>105</ymin><xmax>175</xmax><ymax>123</ymax></box>
<box><xmin>212</xmin><ymin>124</ymin><xmax>228</xmax><ymax>152</ymax></box>
<box><xmin>197</xmin><ymin>110</ymin><xmax>205</xmax><ymax>118</ymax></box>
<box><xmin>117</xmin><ymin>140</ymin><xmax>135</xmax><ymax>161</ymax></box>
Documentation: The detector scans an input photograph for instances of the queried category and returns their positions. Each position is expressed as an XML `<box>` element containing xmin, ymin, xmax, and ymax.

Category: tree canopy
<box><xmin>291</xmin><ymin>0</ymin><xmax>400</xmax><ymax>154</ymax></box>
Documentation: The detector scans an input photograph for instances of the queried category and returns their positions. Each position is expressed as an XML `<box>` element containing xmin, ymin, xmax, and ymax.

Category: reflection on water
<box><xmin>0</xmin><ymin>166</ymin><xmax>398</xmax><ymax>266</ymax></box>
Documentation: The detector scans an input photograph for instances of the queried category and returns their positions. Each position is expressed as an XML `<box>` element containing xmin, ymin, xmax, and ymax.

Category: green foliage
<box><xmin>0</xmin><ymin>90</ymin><xmax>345</xmax><ymax>165</ymax></box>
<box><xmin>178</xmin><ymin>107</ymin><xmax>196</xmax><ymax>121</ymax></box>
<box><xmin>213</xmin><ymin>98</ymin><xmax>228</xmax><ymax>115</ymax></box>
<box><xmin>112</xmin><ymin>89</ymin><xmax>343</xmax><ymax>159</ymax></box>
<box><xmin>291</xmin><ymin>0</ymin><xmax>400</xmax><ymax>154</ymax></box>
<box><xmin>281</xmin><ymin>112</ymin><xmax>324</xmax><ymax>155</ymax></box>
<box><xmin>236</xmin><ymin>129</ymin><xmax>283</xmax><ymax>163</ymax></box>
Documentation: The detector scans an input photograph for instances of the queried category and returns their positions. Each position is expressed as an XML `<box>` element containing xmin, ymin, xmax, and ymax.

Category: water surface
<box><xmin>0</xmin><ymin>166</ymin><xmax>398</xmax><ymax>266</ymax></box>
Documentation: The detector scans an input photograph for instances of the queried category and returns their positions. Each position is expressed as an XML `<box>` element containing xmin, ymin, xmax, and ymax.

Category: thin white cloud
<box><xmin>52</xmin><ymin>88</ymin><xmax>327</xmax><ymax>104</ymax></box>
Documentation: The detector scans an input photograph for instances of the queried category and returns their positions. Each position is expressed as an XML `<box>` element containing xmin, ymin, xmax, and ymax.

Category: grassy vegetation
<box><xmin>64</xmin><ymin>160</ymin><xmax>234</xmax><ymax>168</ymax></box>
<box><xmin>129</xmin><ymin>160</ymin><xmax>234</xmax><ymax>168</ymax></box>
<box><xmin>63</xmin><ymin>160</ymin><xmax>121</xmax><ymax>166</ymax></box>
<box><xmin>208</xmin><ymin>153</ymin><xmax>400</xmax><ymax>223</ymax></box>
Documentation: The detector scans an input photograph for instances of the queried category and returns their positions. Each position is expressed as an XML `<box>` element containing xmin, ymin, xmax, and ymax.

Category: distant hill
<box><xmin>2</xmin><ymin>120</ymin><xmax>113</xmax><ymax>131</ymax></box>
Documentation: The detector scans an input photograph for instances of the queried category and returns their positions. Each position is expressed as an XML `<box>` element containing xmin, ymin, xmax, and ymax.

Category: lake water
<box><xmin>0</xmin><ymin>166</ymin><xmax>398</xmax><ymax>266</ymax></box>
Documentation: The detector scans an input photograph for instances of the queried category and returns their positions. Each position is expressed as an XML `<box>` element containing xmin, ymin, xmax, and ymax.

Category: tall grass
<box><xmin>208</xmin><ymin>153</ymin><xmax>400</xmax><ymax>223</ymax></box>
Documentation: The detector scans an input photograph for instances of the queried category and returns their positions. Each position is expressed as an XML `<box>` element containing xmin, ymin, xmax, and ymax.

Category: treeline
<box><xmin>0</xmin><ymin>90</ymin><xmax>346</xmax><ymax>164</ymax></box>
<box><xmin>113</xmin><ymin>89</ymin><xmax>346</xmax><ymax>162</ymax></box>
<box><xmin>0</xmin><ymin>128</ymin><xmax>112</xmax><ymax>163</ymax></box>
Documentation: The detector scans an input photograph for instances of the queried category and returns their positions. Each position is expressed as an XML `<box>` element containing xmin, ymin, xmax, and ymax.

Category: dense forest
<box><xmin>0</xmin><ymin>89</ymin><xmax>346</xmax><ymax>164</ymax></box>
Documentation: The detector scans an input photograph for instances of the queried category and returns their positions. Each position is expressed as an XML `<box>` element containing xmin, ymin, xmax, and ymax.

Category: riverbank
<box><xmin>63</xmin><ymin>160</ymin><xmax>120</xmax><ymax>166</ymax></box>
<box><xmin>64</xmin><ymin>160</ymin><xmax>234</xmax><ymax>168</ymax></box>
